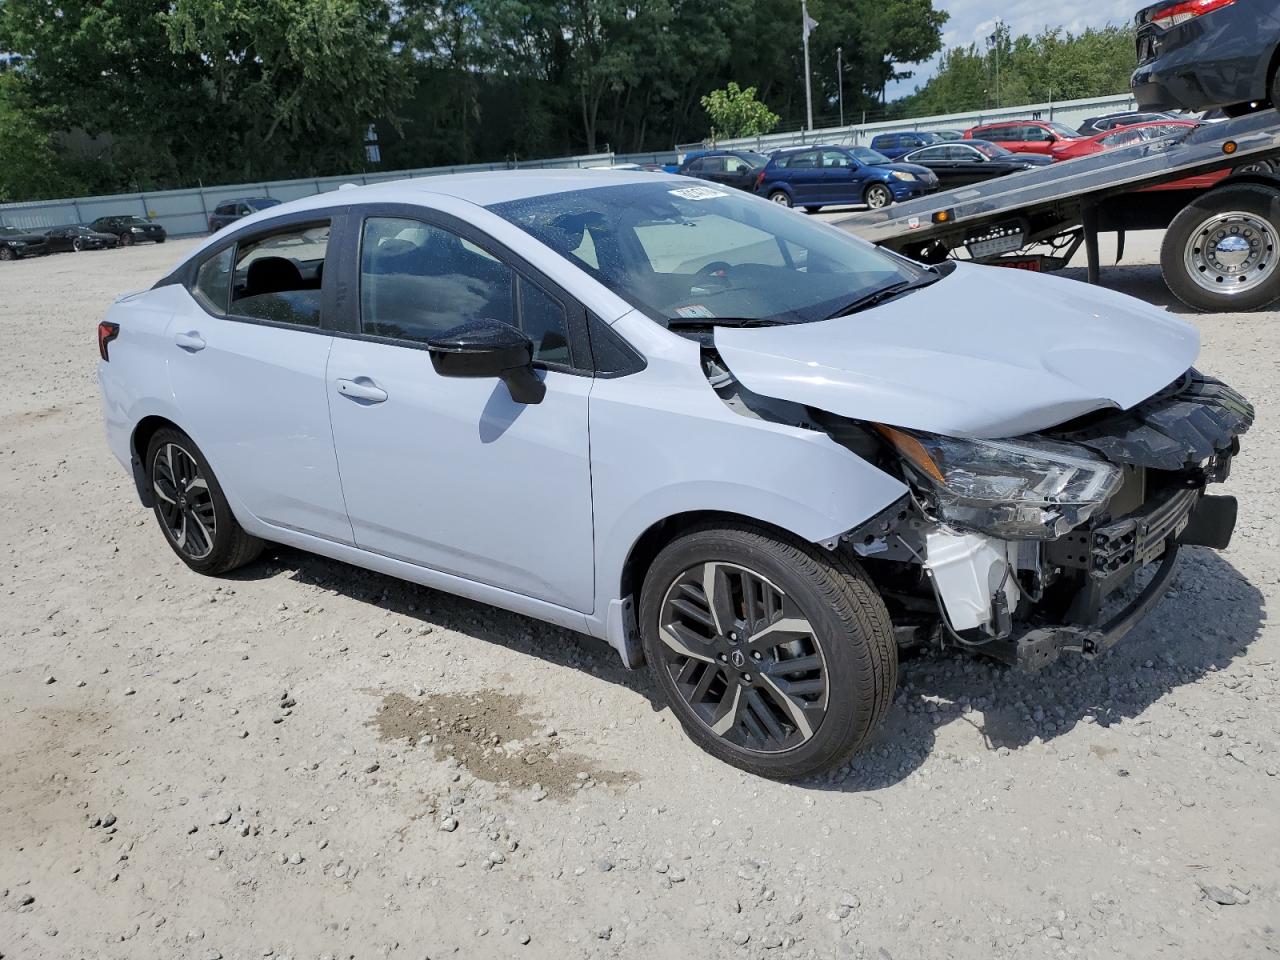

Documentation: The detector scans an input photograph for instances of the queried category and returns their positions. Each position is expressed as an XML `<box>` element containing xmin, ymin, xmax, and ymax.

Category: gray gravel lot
<box><xmin>1</xmin><ymin>232</ymin><xmax>1277</xmax><ymax>960</ymax></box>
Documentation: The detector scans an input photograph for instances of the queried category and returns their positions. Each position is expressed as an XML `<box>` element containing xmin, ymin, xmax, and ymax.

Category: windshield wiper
<box><xmin>824</xmin><ymin>272</ymin><xmax>942</xmax><ymax>320</ymax></box>
<box><xmin>664</xmin><ymin>316</ymin><xmax>783</xmax><ymax>330</ymax></box>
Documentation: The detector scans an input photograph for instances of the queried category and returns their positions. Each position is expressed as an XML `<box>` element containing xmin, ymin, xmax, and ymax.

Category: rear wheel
<box><xmin>639</xmin><ymin>521</ymin><xmax>897</xmax><ymax>780</ymax></box>
<box><xmin>768</xmin><ymin>190</ymin><xmax>793</xmax><ymax>208</ymax></box>
<box><xmin>1161</xmin><ymin>184</ymin><xmax>1280</xmax><ymax>311</ymax></box>
<box><xmin>145</xmin><ymin>428</ymin><xmax>264</xmax><ymax>575</ymax></box>
<box><xmin>864</xmin><ymin>183</ymin><xmax>893</xmax><ymax>209</ymax></box>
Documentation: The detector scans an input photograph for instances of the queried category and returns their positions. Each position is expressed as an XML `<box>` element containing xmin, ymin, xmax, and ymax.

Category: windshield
<box><xmin>118</xmin><ymin>217</ymin><xmax>150</xmax><ymax>226</ymax></box>
<box><xmin>738</xmin><ymin>152</ymin><xmax>769</xmax><ymax>169</ymax></box>
<box><xmin>489</xmin><ymin>181</ymin><xmax>925</xmax><ymax>326</ymax></box>
<box><xmin>248</xmin><ymin>198</ymin><xmax>282</xmax><ymax>211</ymax></box>
<box><xmin>973</xmin><ymin>142</ymin><xmax>1012</xmax><ymax>158</ymax></box>
<box><xmin>0</xmin><ymin>226</ymin><xmax>21</xmax><ymax>237</ymax></box>
<box><xmin>1048</xmin><ymin>122</ymin><xmax>1082</xmax><ymax>139</ymax></box>
<box><xmin>849</xmin><ymin>146</ymin><xmax>891</xmax><ymax>164</ymax></box>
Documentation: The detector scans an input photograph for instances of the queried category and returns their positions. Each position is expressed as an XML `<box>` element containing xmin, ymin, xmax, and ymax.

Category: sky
<box><xmin>886</xmin><ymin>0</ymin><xmax>1142</xmax><ymax>99</ymax></box>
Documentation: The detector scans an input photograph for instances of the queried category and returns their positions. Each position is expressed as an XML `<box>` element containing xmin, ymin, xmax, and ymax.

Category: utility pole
<box><xmin>802</xmin><ymin>0</ymin><xmax>818</xmax><ymax>131</ymax></box>
<box><xmin>837</xmin><ymin>46</ymin><xmax>844</xmax><ymax>127</ymax></box>
<box><xmin>992</xmin><ymin>17</ymin><xmax>1003</xmax><ymax>109</ymax></box>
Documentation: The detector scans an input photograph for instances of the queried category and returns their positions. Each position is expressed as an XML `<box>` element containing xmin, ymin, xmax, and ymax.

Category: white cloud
<box><xmin>888</xmin><ymin>0</ymin><xmax>1139</xmax><ymax>98</ymax></box>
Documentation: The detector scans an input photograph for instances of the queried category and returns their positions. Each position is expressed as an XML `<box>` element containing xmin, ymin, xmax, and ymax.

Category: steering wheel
<box><xmin>691</xmin><ymin>260</ymin><xmax>734</xmax><ymax>292</ymax></box>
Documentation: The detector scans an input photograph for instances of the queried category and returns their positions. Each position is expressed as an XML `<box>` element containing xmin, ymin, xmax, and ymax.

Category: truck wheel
<box><xmin>638</xmin><ymin>521</ymin><xmax>897</xmax><ymax>780</ymax></box>
<box><xmin>1161</xmin><ymin>183</ymin><xmax>1280</xmax><ymax>312</ymax></box>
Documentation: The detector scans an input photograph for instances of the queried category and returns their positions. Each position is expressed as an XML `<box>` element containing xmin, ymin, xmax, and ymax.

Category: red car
<box><xmin>961</xmin><ymin>120</ymin><xmax>1083</xmax><ymax>156</ymax></box>
<box><xmin>1049</xmin><ymin>119</ymin><xmax>1229</xmax><ymax>191</ymax></box>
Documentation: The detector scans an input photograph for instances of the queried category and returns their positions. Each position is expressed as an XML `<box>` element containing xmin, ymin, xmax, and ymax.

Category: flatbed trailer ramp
<box><xmin>832</xmin><ymin>111</ymin><xmax>1280</xmax><ymax>311</ymax></box>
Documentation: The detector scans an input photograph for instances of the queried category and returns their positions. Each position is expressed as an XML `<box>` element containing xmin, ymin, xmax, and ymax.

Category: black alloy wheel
<box><xmin>151</xmin><ymin>440</ymin><xmax>217</xmax><ymax>560</ymax></box>
<box><xmin>144</xmin><ymin>427</ymin><xmax>264</xmax><ymax>574</ymax></box>
<box><xmin>639</xmin><ymin>522</ymin><xmax>897</xmax><ymax>780</ymax></box>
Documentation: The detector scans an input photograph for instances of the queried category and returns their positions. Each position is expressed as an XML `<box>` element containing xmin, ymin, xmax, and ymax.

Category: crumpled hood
<box><xmin>714</xmin><ymin>263</ymin><xmax>1200</xmax><ymax>438</ymax></box>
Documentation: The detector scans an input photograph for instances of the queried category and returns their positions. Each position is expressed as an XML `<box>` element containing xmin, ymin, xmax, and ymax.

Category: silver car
<box><xmin>96</xmin><ymin>171</ymin><xmax>1252</xmax><ymax>779</ymax></box>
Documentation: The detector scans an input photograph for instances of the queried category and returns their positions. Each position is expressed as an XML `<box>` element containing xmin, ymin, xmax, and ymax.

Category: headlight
<box><xmin>876</xmin><ymin>426</ymin><xmax>1123</xmax><ymax>540</ymax></box>
<box><xmin>890</xmin><ymin>171</ymin><xmax>917</xmax><ymax>182</ymax></box>
<box><xmin>130</xmin><ymin>226</ymin><xmax>143</xmax><ymax>233</ymax></box>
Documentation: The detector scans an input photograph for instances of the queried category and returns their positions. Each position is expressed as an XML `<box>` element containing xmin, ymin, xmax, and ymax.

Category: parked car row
<box><xmin>0</xmin><ymin>216</ymin><xmax>168</xmax><ymax>262</ymax></box>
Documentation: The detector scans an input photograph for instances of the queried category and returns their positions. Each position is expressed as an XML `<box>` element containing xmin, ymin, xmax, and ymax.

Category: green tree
<box><xmin>0</xmin><ymin>72</ymin><xmax>84</xmax><ymax>202</ymax></box>
<box><xmin>701</xmin><ymin>82</ymin><xmax>779</xmax><ymax>139</ymax></box>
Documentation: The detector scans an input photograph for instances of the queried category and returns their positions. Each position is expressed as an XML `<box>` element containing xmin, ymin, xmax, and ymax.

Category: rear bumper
<box><xmin>1132</xmin><ymin>43</ymin><xmax>1270</xmax><ymax>111</ymax></box>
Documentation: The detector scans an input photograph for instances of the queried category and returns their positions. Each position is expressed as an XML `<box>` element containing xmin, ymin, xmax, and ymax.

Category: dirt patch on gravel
<box><xmin>369</xmin><ymin>689</ymin><xmax>632</xmax><ymax>799</ymax></box>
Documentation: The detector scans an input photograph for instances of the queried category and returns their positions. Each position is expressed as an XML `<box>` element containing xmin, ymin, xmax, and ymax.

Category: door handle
<box><xmin>175</xmin><ymin>331</ymin><xmax>206</xmax><ymax>352</ymax></box>
<box><xmin>335</xmin><ymin>377</ymin><xmax>388</xmax><ymax>404</ymax></box>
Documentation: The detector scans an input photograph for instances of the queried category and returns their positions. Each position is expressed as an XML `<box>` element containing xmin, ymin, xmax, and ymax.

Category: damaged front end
<box><xmin>841</xmin><ymin>370</ymin><xmax>1252</xmax><ymax>669</ymax></box>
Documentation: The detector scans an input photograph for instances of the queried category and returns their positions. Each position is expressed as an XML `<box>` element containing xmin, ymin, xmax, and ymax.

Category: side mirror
<box><xmin>427</xmin><ymin>318</ymin><xmax>546</xmax><ymax>405</ymax></box>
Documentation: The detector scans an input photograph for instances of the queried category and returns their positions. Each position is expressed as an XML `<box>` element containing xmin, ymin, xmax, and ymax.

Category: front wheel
<box><xmin>864</xmin><ymin>183</ymin><xmax>894</xmax><ymax>209</ymax></box>
<box><xmin>768</xmin><ymin>190</ymin><xmax>793</xmax><ymax>208</ymax></box>
<box><xmin>145</xmin><ymin>428</ymin><xmax>264</xmax><ymax>575</ymax></box>
<box><xmin>120</xmin><ymin>232</ymin><xmax>134</xmax><ymax>246</ymax></box>
<box><xmin>0</xmin><ymin>246</ymin><xmax>14</xmax><ymax>262</ymax></box>
<box><xmin>1161</xmin><ymin>184</ymin><xmax>1280</xmax><ymax>312</ymax></box>
<box><xmin>72</xmin><ymin>238</ymin><xmax>84</xmax><ymax>252</ymax></box>
<box><xmin>639</xmin><ymin>522</ymin><xmax>897</xmax><ymax>780</ymax></box>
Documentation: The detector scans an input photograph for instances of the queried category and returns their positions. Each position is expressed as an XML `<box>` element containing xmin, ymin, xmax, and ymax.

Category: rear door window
<box><xmin>193</xmin><ymin>247</ymin><xmax>234</xmax><ymax>314</ymax></box>
<box><xmin>229</xmin><ymin>222</ymin><xmax>330</xmax><ymax>328</ymax></box>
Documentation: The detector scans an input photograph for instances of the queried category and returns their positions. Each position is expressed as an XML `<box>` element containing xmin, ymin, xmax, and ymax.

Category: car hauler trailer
<box><xmin>832</xmin><ymin>111</ymin><xmax>1280</xmax><ymax>312</ymax></box>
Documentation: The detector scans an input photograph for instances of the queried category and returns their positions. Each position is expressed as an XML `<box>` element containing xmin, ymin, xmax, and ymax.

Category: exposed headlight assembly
<box><xmin>877</xmin><ymin>426</ymin><xmax>1123</xmax><ymax>540</ymax></box>
<box><xmin>890</xmin><ymin>171</ymin><xmax>917</xmax><ymax>182</ymax></box>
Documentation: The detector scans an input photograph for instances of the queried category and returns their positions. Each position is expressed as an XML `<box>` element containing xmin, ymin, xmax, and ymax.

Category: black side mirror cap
<box><xmin>427</xmin><ymin>318</ymin><xmax>546</xmax><ymax>405</ymax></box>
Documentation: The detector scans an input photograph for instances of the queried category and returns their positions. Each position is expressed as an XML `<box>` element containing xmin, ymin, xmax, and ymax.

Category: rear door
<box><xmin>818</xmin><ymin>150</ymin><xmax>861</xmax><ymax>203</ymax></box>
<box><xmin>781</xmin><ymin>151</ymin><xmax>822</xmax><ymax>202</ymax></box>
<box><xmin>166</xmin><ymin>215</ymin><xmax>353</xmax><ymax>543</ymax></box>
<box><xmin>324</xmin><ymin>207</ymin><xmax>596</xmax><ymax>611</ymax></box>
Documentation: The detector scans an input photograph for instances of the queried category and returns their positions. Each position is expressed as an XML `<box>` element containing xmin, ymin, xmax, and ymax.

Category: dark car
<box><xmin>1132</xmin><ymin>0</ymin><xmax>1280</xmax><ymax>112</ymax></box>
<box><xmin>44</xmin><ymin>224</ymin><xmax>120</xmax><ymax>253</ymax></box>
<box><xmin>868</xmin><ymin>131</ymin><xmax>941</xmax><ymax>159</ymax></box>
<box><xmin>89</xmin><ymin>215</ymin><xmax>168</xmax><ymax>246</ymax></box>
<box><xmin>677</xmin><ymin>150</ymin><xmax>770</xmax><ymax>191</ymax></box>
<box><xmin>899</xmin><ymin>139</ymin><xmax>1053</xmax><ymax>188</ymax></box>
<box><xmin>0</xmin><ymin>225</ymin><xmax>50</xmax><ymax>261</ymax></box>
<box><xmin>756</xmin><ymin>144</ymin><xmax>938</xmax><ymax>212</ymax></box>
<box><xmin>1076</xmin><ymin>111</ymin><xmax>1179</xmax><ymax>135</ymax></box>
<box><xmin>208</xmin><ymin>197</ymin><xmax>282</xmax><ymax>232</ymax></box>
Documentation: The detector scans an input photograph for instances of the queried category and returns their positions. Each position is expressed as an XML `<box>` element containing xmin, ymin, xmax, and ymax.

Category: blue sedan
<box><xmin>757</xmin><ymin>145</ymin><xmax>939</xmax><ymax>212</ymax></box>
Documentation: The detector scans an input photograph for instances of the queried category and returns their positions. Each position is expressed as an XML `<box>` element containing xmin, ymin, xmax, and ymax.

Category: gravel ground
<box><xmin>1</xmin><ymin>233</ymin><xmax>1277</xmax><ymax>960</ymax></box>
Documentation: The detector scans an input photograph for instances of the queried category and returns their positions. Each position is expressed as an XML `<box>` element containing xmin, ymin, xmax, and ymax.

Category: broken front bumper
<box><xmin>989</xmin><ymin>485</ymin><xmax>1237</xmax><ymax>670</ymax></box>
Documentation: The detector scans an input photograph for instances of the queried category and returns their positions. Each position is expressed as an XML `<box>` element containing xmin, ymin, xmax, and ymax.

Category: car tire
<box><xmin>768</xmin><ymin>190</ymin><xmax>793</xmax><ymax>208</ymax></box>
<box><xmin>72</xmin><ymin>238</ymin><xmax>84</xmax><ymax>252</ymax></box>
<box><xmin>0</xmin><ymin>246</ymin><xmax>14</xmax><ymax>262</ymax></box>
<box><xmin>804</xmin><ymin>205</ymin><xmax>822</xmax><ymax>214</ymax></box>
<box><xmin>155</xmin><ymin>237</ymin><xmax>166</xmax><ymax>244</ymax></box>
<box><xmin>1161</xmin><ymin>183</ymin><xmax>1280</xmax><ymax>312</ymax></box>
<box><xmin>864</xmin><ymin>183</ymin><xmax>894</xmax><ymax>209</ymax></box>
<box><xmin>120</xmin><ymin>232</ymin><xmax>134</xmax><ymax>246</ymax></box>
<box><xmin>145</xmin><ymin>427</ymin><xmax>264</xmax><ymax>576</ymax></box>
<box><xmin>638</xmin><ymin>520</ymin><xmax>897</xmax><ymax>781</ymax></box>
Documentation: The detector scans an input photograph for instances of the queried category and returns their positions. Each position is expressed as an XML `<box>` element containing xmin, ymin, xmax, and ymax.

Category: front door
<box><xmin>326</xmin><ymin>213</ymin><xmax>596</xmax><ymax>612</ymax></box>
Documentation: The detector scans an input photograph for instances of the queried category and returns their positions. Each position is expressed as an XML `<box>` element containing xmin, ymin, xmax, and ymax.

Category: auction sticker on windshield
<box><xmin>669</xmin><ymin>186</ymin><xmax>728</xmax><ymax>200</ymax></box>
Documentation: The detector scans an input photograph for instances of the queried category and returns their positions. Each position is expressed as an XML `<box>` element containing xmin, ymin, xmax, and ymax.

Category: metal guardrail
<box><xmin>0</xmin><ymin>152</ymin><xmax>618</xmax><ymax>237</ymax></box>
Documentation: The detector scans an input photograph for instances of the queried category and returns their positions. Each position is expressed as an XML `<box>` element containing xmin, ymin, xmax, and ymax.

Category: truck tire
<box><xmin>1161</xmin><ymin>183</ymin><xmax>1280</xmax><ymax>312</ymax></box>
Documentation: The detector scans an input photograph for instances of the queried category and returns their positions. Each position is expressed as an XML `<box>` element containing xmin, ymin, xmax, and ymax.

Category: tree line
<box><xmin>0</xmin><ymin>1</ymin><xmax>1138</xmax><ymax>204</ymax></box>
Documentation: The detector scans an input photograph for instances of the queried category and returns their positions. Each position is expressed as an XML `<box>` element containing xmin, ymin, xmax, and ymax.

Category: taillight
<box><xmin>1149</xmin><ymin>0</ymin><xmax>1236</xmax><ymax>28</ymax></box>
<box><xmin>755</xmin><ymin>170</ymin><xmax>766</xmax><ymax>189</ymax></box>
<box><xmin>97</xmin><ymin>321</ymin><xmax>119</xmax><ymax>361</ymax></box>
